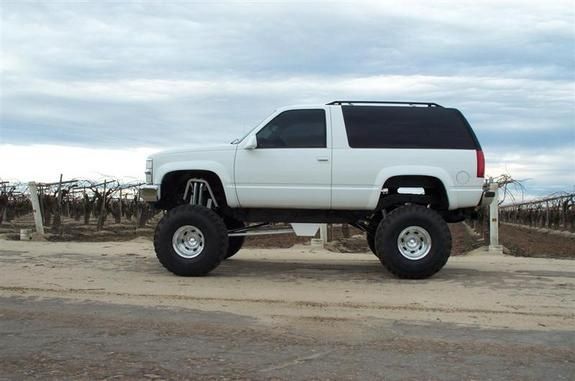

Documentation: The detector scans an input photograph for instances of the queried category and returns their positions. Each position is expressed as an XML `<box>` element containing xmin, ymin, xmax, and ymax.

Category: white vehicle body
<box><xmin>146</xmin><ymin>103</ymin><xmax>484</xmax><ymax>212</ymax></box>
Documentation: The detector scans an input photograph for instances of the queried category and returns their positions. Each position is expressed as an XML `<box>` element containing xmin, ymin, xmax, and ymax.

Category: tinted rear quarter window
<box><xmin>342</xmin><ymin>106</ymin><xmax>479</xmax><ymax>149</ymax></box>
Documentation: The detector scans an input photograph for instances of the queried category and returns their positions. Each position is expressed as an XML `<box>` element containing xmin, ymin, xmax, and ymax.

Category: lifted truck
<box><xmin>141</xmin><ymin>101</ymin><xmax>486</xmax><ymax>279</ymax></box>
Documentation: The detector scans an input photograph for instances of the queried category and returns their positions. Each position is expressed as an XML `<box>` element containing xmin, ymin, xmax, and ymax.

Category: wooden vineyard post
<box><xmin>53</xmin><ymin>174</ymin><xmax>63</xmax><ymax>230</ymax></box>
<box><xmin>97</xmin><ymin>180</ymin><xmax>107</xmax><ymax>231</ymax></box>
<box><xmin>0</xmin><ymin>182</ymin><xmax>7</xmax><ymax>223</ymax></box>
<box><xmin>341</xmin><ymin>223</ymin><xmax>350</xmax><ymax>238</ymax></box>
<box><xmin>82</xmin><ymin>187</ymin><xmax>89</xmax><ymax>225</ymax></box>
<box><xmin>28</xmin><ymin>182</ymin><xmax>45</xmax><ymax>235</ymax></box>
<box><xmin>38</xmin><ymin>185</ymin><xmax>46</xmax><ymax>226</ymax></box>
<box><xmin>118</xmin><ymin>188</ymin><xmax>123</xmax><ymax>223</ymax></box>
<box><xmin>134</xmin><ymin>194</ymin><xmax>139</xmax><ymax>228</ymax></box>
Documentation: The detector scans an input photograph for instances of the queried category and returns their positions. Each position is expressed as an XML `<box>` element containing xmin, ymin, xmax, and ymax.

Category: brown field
<box><xmin>500</xmin><ymin>223</ymin><xmax>575</xmax><ymax>259</ymax></box>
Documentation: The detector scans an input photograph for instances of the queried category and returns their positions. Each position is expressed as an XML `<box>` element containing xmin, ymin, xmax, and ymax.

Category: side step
<box><xmin>228</xmin><ymin>223</ymin><xmax>320</xmax><ymax>237</ymax></box>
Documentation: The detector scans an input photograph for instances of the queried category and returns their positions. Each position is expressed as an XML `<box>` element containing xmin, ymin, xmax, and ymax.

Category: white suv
<box><xmin>141</xmin><ymin>101</ymin><xmax>486</xmax><ymax>279</ymax></box>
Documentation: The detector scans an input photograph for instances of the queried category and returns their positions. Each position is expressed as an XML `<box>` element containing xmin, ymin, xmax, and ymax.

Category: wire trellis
<box><xmin>0</xmin><ymin>177</ymin><xmax>158</xmax><ymax>233</ymax></box>
<box><xmin>499</xmin><ymin>193</ymin><xmax>575</xmax><ymax>232</ymax></box>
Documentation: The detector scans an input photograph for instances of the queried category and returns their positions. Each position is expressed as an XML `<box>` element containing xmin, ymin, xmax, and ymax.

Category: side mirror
<box><xmin>244</xmin><ymin>134</ymin><xmax>257</xmax><ymax>150</ymax></box>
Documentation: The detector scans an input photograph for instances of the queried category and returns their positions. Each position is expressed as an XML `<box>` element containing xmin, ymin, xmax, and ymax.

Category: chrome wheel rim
<box><xmin>397</xmin><ymin>226</ymin><xmax>432</xmax><ymax>260</ymax></box>
<box><xmin>172</xmin><ymin>225</ymin><xmax>205</xmax><ymax>258</ymax></box>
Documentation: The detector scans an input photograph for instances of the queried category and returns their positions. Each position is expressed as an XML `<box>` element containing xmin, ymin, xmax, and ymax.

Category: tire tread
<box><xmin>154</xmin><ymin>205</ymin><xmax>228</xmax><ymax>276</ymax></box>
<box><xmin>375</xmin><ymin>205</ymin><xmax>451</xmax><ymax>279</ymax></box>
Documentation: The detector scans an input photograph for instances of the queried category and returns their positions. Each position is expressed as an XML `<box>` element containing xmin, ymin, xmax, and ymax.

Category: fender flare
<box><xmin>368</xmin><ymin>166</ymin><xmax>454</xmax><ymax>209</ymax></box>
<box><xmin>156</xmin><ymin>161</ymin><xmax>239</xmax><ymax>208</ymax></box>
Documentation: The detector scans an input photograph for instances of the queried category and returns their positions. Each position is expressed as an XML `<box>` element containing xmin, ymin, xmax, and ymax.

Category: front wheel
<box><xmin>375</xmin><ymin>205</ymin><xmax>451</xmax><ymax>279</ymax></box>
<box><xmin>154</xmin><ymin>205</ymin><xmax>228</xmax><ymax>276</ymax></box>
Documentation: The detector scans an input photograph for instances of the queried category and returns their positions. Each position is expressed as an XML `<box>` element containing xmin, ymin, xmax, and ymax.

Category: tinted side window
<box><xmin>256</xmin><ymin>109</ymin><xmax>326</xmax><ymax>149</ymax></box>
<box><xmin>342</xmin><ymin>106</ymin><xmax>478</xmax><ymax>149</ymax></box>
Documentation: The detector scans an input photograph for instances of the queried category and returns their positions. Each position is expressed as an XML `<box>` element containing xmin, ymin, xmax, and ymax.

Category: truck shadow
<box><xmin>209</xmin><ymin>256</ymin><xmax>534</xmax><ymax>287</ymax></box>
<box><xmin>216</xmin><ymin>257</ymin><xmax>387</xmax><ymax>283</ymax></box>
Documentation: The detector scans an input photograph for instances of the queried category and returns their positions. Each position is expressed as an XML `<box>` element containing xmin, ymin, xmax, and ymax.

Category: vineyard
<box><xmin>1</xmin><ymin>177</ymin><xmax>574</xmax><ymax>258</ymax></box>
<box><xmin>499</xmin><ymin>193</ymin><xmax>575</xmax><ymax>232</ymax></box>
<box><xmin>464</xmin><ymin>191</ymin><xmax>575</xmax><ymax>259</ymax></box>
<box><xmin>0</xmin><ymin>177</ymin><xmax>160</xmax><ymax>240</ymax></box>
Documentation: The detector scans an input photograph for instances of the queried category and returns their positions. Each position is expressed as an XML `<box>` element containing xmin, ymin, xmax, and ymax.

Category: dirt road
<box><xmin>0</xmin><ymin>238</ymin><xmax>573</xmax><ymax>380</ymax></box>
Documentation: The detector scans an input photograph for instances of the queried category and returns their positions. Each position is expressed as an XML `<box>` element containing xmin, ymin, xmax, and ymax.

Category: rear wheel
<box><xmin>154</xmin><ymin>205</ymin><xmax>228</xmax><ymax>276</ymax></box>
<box><xmin>224</xmin><ymin>217</ymin><xmax>245</xmax><ymax>259</ymax></box>
<box><xmin>366</xmin><ymin>213</ymin><xmax>382</xmax><ymax>257</ymax></box>
<box><xmin>366</xmin><ymin>232</ymin><xmax>376</xmax><ymax>255</ymax></box>
<box><xmin>375</xmin><ymin>205</ymin><xmax>451</xmax><ymax>279</ymax></box>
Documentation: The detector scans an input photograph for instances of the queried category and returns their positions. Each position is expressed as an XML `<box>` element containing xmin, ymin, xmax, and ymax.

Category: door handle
<box><xmin>316</xmin><ymin>156</ymin><xmax>329</xmax><ymax>162</ymax></box>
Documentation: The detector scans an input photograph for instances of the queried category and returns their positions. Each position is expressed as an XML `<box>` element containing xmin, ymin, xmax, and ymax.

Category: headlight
<box><xmin>145</xmin><ymin>159</ymin><xmax>153</xmax><ymax>184</ymax></box>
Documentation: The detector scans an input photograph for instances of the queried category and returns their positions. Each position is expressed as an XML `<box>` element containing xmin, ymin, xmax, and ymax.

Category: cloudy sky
<box><xmin>1</xmin><ymin>0</ymin><xmax>574</xmax><ymax>197</ymax></box>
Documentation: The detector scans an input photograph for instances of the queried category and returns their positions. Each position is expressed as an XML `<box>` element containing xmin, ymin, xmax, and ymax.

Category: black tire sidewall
<box><xmin>376</xmin><ymin>206</ymin><xmax>451</xmax><ymax>278</ymax></box>
<box><xmin>366</xmin><ymin>232</ymin><xmax>377</xmax><ymax>255</ymax></box>
<box><xmin>154</xmin><ymin>205</ymin><xmax>228</xmax><ymax>276</ymax></box>
<box><xmin>224</xmin><ymin>217</ymin><xmax>245</xmax><ymax>259</ymax></box>
<box><xmin>366</xmin><ymin>213</ymin><xmax>382</xmax><ymax>256</ymax></box>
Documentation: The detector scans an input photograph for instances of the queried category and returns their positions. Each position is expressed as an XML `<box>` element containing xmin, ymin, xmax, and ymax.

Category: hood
<box><xmin>149</xmin><ymin>144</ymin><xmax>236</xmax><ymax>160</ymax></box>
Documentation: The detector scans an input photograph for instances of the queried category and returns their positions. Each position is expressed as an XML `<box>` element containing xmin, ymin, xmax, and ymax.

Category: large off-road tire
<box><xmin>366</xmin><ymin>232</ymin><xmax>377</xmax><ymax>255</ymax></box>
<box><xmin>154</xmin><ymin>205</ymin><xmax>228</xmax><ymax>276</ymax></box>
<box><xmin>375</xmin><ymin>205</ymin><xmax>451</xmax><ymax>279</ymax></box>
<box><xmin>366</xmin><ymin>213</ymin><xmax>383</xmax><ymax>257</ymax></box>
<box><xmin>224</xmin><ymin>217</ymin><xmax>245</xmax><ymax>259</ymax></box>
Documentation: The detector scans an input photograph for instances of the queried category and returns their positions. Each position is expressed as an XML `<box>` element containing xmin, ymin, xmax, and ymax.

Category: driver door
<box><xmin>234</xmin><ymin>108</ymin><xmax>331</xmax><ymax>209</ymax></box>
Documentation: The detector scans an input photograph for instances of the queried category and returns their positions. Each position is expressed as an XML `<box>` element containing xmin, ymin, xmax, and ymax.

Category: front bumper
<box><xmin>139</xmin><ymin>185</ymin><xmax>159</xmax><ymax>203</ymax></box>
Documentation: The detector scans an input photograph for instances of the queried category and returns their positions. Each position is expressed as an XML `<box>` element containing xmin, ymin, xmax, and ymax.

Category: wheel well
<box><xmin>158</xmin><ymin>170</ymin><xmax>227</xmax><ymax>210</ymax></box>
<box><xmin>380</xmin><ymin>175</ymin><xmax>448</xmax><ymax>210</ymax></box>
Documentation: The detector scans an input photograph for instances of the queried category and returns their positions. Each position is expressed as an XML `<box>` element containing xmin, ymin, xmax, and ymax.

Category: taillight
<box><xmin>476</xmin><ymin>150</ymin><xmax>485</xmax><ymax>178</ymax></box>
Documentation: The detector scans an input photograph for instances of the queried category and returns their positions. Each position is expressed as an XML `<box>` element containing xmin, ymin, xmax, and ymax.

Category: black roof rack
<box><xmin>326</xmin><ymin>101</ymin><xmax>443</xmax><ymax>107</ymax></box>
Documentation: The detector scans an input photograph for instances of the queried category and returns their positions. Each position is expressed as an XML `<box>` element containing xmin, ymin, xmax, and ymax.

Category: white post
<box><xmin>488</xmin><ymin>182</ymin><xmax>501</xmax><ymax>253</ymax></box>
<box><xmin>319</xmin><ymin>223</ymin><xmax>328</xmax><ymax>246</ymax></box>
<box><xmin>28</xmin><ymin>182</ymin><xmax>45</xmax><ymax>235</ymax></box>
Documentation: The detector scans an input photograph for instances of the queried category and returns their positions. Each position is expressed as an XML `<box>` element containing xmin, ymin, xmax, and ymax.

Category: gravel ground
<box><xmin>0</xmin><ymin>239</ymin><xmax>573</xmax><ymax>380</ymax></box>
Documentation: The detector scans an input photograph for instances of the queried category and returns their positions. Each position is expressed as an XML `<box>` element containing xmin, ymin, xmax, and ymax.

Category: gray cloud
<box><xmin>1</xmin><ymin>0</ymin><xmax>574</xmax><ymax>194</ymax></box>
